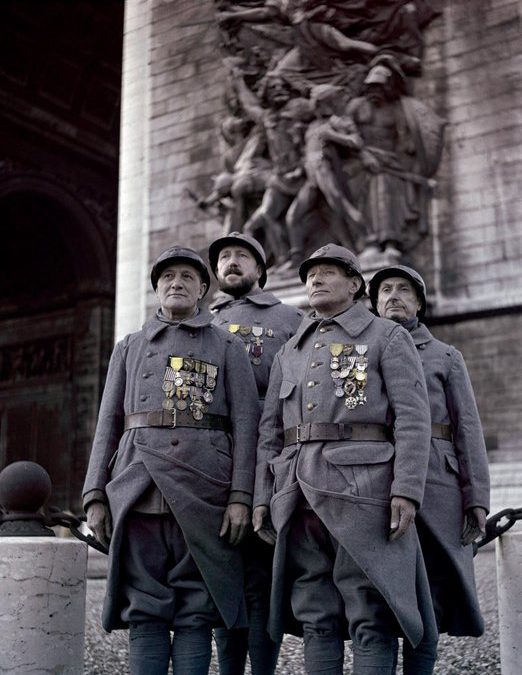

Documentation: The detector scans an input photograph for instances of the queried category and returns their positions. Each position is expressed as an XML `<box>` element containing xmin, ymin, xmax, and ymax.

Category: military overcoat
<box><xmin>412</xmin><ymin>322</ymin><xmax>490</xmax><ymax>636</ymax></box>
<box><xmin>211</xmin><ymin>289</ymin><xmax>303</xmax><ymax>398</ymax></box>
<box><xmin>83</xmin><ymin>311</ymin><xmax>259</xmax><ymax>632</ymax></box>
<box><xmin>254</xmin><ymin>301</ymin><xmax>436</xmax><ymax>646</ymax></box>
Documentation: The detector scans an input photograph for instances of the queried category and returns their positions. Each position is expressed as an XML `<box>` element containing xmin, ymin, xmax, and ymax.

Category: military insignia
<box><xmin>252</xmin><ymin>326</ymin><xmax>263</xmax><ymax>337</ymax></box>
<box><xmin>229</xmin><ymin>324</ymin><xmax>240</xmax><ymax>333</ymax></box>
<box><xmin>163</xmin><ymin>356</ymin><xmax>219</xmax><ymax>421</ymax></box>
<box><xmin>328</xmin><ymin>344</ymin><xmax>368</xmax><ymax>408</ymax></box>
<box><xmin>239</xmin><ymin>325</ymin><xmax>252</xmax><ymax>336</ymax></box>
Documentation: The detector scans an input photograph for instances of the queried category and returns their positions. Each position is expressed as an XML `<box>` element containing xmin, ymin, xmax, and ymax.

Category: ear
<box><xmin>198</xmin><ymin>282</ymin><xmax>208</xmax><ymax>299</ymax></box>
<box><xmin>256</xmin><ymin>264</ymin><xmax>263</xmax><ymax>281</ymax></box>
<box><xmin>349</xmin><ymin>276</ymin><xmax>362</xmax><ymax>295</ymax></box>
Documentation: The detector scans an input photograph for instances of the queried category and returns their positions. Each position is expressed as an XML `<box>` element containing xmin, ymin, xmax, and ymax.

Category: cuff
<box><xmin>83</xmin><ymin>489</ymin><xmax>107</xmax><ymax>513</ymax></box>
<box><xmin>228</xmin><ymin>490</ymin><xmax>252</xmax><ymax>508</ymax></box>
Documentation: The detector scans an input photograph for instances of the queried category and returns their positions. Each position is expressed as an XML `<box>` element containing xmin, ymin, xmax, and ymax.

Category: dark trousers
<box><xmin>287</xmin><ymin>509</ymin><xmax>401</xmax><ymax>675</ymax></box>
<box><xmin>120</xmin><ymin>512</ymin><xmax>221</xmax><ymax>675</ymax></box>
<box><xmin>215</xmin><ymin>533</ymin><xmax>281</xmax><ymax>675</ymax></box>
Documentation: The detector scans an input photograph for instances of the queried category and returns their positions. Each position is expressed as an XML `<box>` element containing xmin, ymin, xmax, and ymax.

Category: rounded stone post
<box><xmin>496</xmin><ymin>529</ymin><xmax>522</xmax><ymax>675</ymax></box>
<box><xmin>0</xmin><ymin>537</ymin><xmax>88</xmax><ymax>674</ymax></box>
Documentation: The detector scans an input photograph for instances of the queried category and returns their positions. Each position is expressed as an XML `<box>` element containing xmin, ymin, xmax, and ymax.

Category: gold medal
<box><xmin>169</xmin><ymin>356</ymin><xmax>183</xmax><ymax>371</ymax></box>
<box><xmin>228</xmin><ymin>324</ymin><xmax>240</xmax><ymax>333</ymax></box>
<box><xmin>329</xmin><ymin>343</ymin><xmax>343</xmax><ymax>357</ymax></box>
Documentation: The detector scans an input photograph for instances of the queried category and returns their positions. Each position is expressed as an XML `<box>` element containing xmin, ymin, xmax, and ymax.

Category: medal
<box><xmin>162</xmin><ymin>381</ymin><xmax>174</xmax><ymax>392</ymax></box>
<box><xmin>183</xmin><ymin>358</ymin><xmax>194</xmax><ymax>371</ymax></box>
<box><xmin>175</xmin><ymin>399</ymin><xmax>188</xmax><ymax>411</ymax></box>
<box><xmin>345</xmin><ymin>396</ymin><xmax>358</xmax><ymax>409</ymax></box>
<box><xmin>174</xmin><ymin>376</ymin><xmax>184</xmax><ymax>387</ymax></box>
<box><xmin>355</xmin><ymin>344</ymin><xmax>368</xmax><ymax>356</ymax></box>
<box><xmin>252</xmin><ymin>326</ymin><xmax>263</xmax><ymax>337</ymax></box>
<box><xmin>252</xmin><ymin>357</ymin><xmax>261</xmax><ymax>365</ymax></box>
<box><xmin>330</xmin><ymin>358</ymin><xmax>340</xmax><ymax>370</ymax></box>
<box><xmin>164</xmin><ymin>366</ymin><xmax>175</xmax><ymax>381</ymax></box>
<box><xmin>203</xmin><ymin>390</ymin><xmax>213</xmax><ymax>403</ymax></box>
<box><xmin>206</xmin><ymin>376</ymin><xmax>216</xmax><ymax>389</ymax></box>
<box><xmin>162</xmin><ymin>398</ymin><xmax>175</xmax><ymax>410</ymax></box>
<box><xmin>344</xmin><ymin>380</ymin><xmax>356</xmax><ymax>395</ymax></box>
<box><xmin>228</xmin><ymin>324</ymin><xmax>240</xmax><ymax>333</ymax></box>
<box><xmin>335</xmin><ymin>387</ymin><xmax>345</xmax><ymax>398</ymax></box>
<box><xmin>169</xmin><ymin>356</ymin><xmax>183</xmax><ymax>371</ymax></box>
<box><xmin>329</xmin><ymin>343</ymin><xmax>343</xmax><ymax>357</ymax></box>
<box><xmin>207</xmin><ymin>364</ymin><xmax>218</xmax><ymax>378</ymax></box>
<box><xmin>331</xmin><ymin>371</ymin><xmax>341</xmax><ymax>380</ymax></box>
<box><xmin>343</xmin><ymin>344</ymin><xmax>354</xmax><ymax>355</ymax></box>
<box><xmin>239</xmin><ymin>325</ymin><xmax>251</xmax><ymax>336</ymax></box>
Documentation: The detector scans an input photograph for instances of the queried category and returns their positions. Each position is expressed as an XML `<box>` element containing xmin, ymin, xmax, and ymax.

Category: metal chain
<box><xmin>474</xmin><ymin>507</ymin><xmax>522</xmax><ymax>554</ymax></box>
<box><xmin>45</xmin><ymin>507</ymin><xmax>109</xmax><ymax>555</ymax></box>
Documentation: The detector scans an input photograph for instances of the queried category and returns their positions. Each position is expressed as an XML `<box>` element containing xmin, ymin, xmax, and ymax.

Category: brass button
<box><xmin>314</xmin><ymin>342</ymin><xmax>322</xmax><ymax>349</ymax></box>
<box><xmin>319</xmin><ymin>327</ymin><xmax>327</xmax><ymax>333</ymax></box>
<box><xmin>306</xmin><ymin>402</ymin><xmax>315</xmax><ymax>411</ymax></box>
<box><xmin>307</xmin><ymin>381</ymin><xmax>315</xmax><ymax>388</ymax></box>
<box><xmin>142</xmin><ymin>372</ymin><xmax>151</xmax><ymax>379</ymax></box>
<box><xmin>310</xmin><ymin>362</ymin><xmax>317</xmax><ymax>368</ymax></box>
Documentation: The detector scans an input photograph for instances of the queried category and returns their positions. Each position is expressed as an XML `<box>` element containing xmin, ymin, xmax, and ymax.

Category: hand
<box><xmin>461</xmin><ymin>507</ymin><xmax>487</xmax><ymax>546</ymax></box>
<box><xmin>86</xmin><ymin>501</ymin><xmax>112</xmax><ymax>549</ymax></box>
<box><xmin>252</xmin><ymin>505</ymin><xmax>277</xmax><ymax>546</ymax></box>
<box><xmin>220</xmin><ymin>503</ymin><xmax>251</xmax><ymax>546</ymax></box>
<box><xmin>389</xmin><ymin>496</ymin><xmax>416</xmax><ymax>541</ymax></box>
<box><xmin>361</xmin><ymin>149</ymin><xmax>380</xmax><ymax>173</ymax></box>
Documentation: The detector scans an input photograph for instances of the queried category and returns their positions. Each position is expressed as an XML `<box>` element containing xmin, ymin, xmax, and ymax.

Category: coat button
<box><xmin>314</xmin><ymin>342</ymin><xmax>322</xmax><ymax>349</ymax></box>
<box><xmin>142</xmin><ymin>372</ymin><xmax>151</xmax><ymax>379</ymax></box>
<box><xmin>306</xmin><ymin>402</ymin><xmax>315</xmax><ymax>411</ymax></box>
<box><xmin>190</xmin><ymin>333</ymin><xmax>196</xmax><ymax>338</ymax></box>
<box><xmin>307</xmin><ymin>381</ymin><xmax>315</xmax><ymax>388</ymax></box>
<box><xmin>311</xmin><ymin>362</ymin><xmax>317</xmax><ymax>368</ymax></box>
<box><xmin>140</xmin><ymin>395</ymin><xmax>148</xmax><ymax>402</ymax></box>
<box><xmin>319</xmin><ymin>327</ymin><xmax>328</xmax><ymax>333</ymax></box>
<box><xmin>146</xmin><ymin>351</ymin><xmax>154</xmax><ymax>358</ymax></box>
<box><xmin>187</xmin><ymin>351</ymin><xmax>194</xmax><ymax>357</ymax></box>
<box><xmin>171</xmin><ymin>439</ymin><xmax>179</xmax><ymax>446</ymax></box>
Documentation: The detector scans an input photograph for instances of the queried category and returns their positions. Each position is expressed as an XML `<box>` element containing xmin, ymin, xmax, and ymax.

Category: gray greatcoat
<box><xmin>211</xmin><ymin>289</ymin><xmax>303</xmax><ymax>398</ymax></box>
<box><xmin>83</xmin><ymin>311</ymin><xmax>259</xmax><ymax>632</ymax></box>
<box><xmin>412</xmin><ymin>322</ymin><xmax>490</xmax><ymax>636</ymax></box>
<box><xmin>254</xmin><ymin>301</ymin><xmax>437</xmax><ymax>646</ymax></box>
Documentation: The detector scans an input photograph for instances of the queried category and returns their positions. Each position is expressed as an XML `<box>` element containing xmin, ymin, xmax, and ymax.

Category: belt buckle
<box><xmin>296</xmin><ymin>424</ymin><xmax>308</xmax><ymax>443</ymax></box>
<box><xmin>171</xmin><ymin>408</ymin><xmax>177</xmax><ymax>429</ymax></box>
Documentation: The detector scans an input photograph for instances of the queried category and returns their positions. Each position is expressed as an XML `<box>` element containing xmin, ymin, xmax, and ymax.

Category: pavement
<box><xmin>84</xmin><ymin>546</ymin><xmax>501</xmax><ymax>674</ymax></box>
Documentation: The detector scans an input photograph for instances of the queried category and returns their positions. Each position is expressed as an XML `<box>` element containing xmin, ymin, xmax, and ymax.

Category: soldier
<box><xmin>369</xmin><ymin>265</ymin><xmax>490</xmax><ymax>674</ymax></box>
<box><xmin>253</xmin><ymin>243</ymin><xmax>437</xmax><ymax>675</ymax></box>
<box><xmin>208</xmin><ymin>231</ymin><xmax>303</xmax><ymax>675</ymax></box>
<box><xmin>83</xmin><ymin>246</ymin><xmax>260</xmax><ymax>675</ymax></box>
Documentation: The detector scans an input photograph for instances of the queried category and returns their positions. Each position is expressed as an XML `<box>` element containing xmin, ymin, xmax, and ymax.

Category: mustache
<box><xmin>225</xmin><ymin>265</ymin><xmax>242</xmax><ymax>276</ymax></box>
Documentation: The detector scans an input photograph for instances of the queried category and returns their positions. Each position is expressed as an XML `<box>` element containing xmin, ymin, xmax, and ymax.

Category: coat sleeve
<box><xmin>224</xmin><ymin>336</ymin><xmax>260</xmax><ymax>499</ymax></box>
<box><xmin>381</xmin><ymin>325</ymin><xmax>431</xmax><ymax>507</ymax></box>
<box><xmin>254</xmin><ymin>352</ymin><xmax>285</xmax><ymax>508</ymax></box>
<box><xmin>82</xmin><ymin>340</ymin><xmax>127</xmax><ymax>501</ymax></box>
<box><xmin>445</xmin><ymin>349</ymin><xmax>490</xmax><ymax>512</ymax></box>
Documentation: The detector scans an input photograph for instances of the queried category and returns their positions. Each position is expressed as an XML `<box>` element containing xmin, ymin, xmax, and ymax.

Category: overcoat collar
<box><xmin>143</xmin><ymin>309</ymin><xmax>214</xmax><ymax>341</ymax></box>
<box><xmin>410</xmin><ymin>322</ymin><xmax>433</xmax><ymax>347</ymax></box>
<box><xmin>294</xmin><ymin>301</ymin><xmax>374</xmax><ymax>348</ymax></box>
<box><xmin>211</xmin><ymin>288</ymin><xmax>281</xmax><ymax>310</ymax></box>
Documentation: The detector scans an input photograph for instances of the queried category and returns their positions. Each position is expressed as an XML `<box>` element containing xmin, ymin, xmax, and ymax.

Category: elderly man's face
<box><xmin>306</xmin><ymin>263</ymin><xmax>361</xmax><ymax>317</ymax></box>
<box><xmin>156</xmin><ymin>263</ymin><xmax>206</xmax><ymax>320</ymax></box>
<box><xmin>216</xmin><ymin>245</ymin><xmax>261</xmax><ymax>297</ymax></box>
<box><xmin>376</xmin><ymin>276</ymin><xmax>420</xmax><ymax>322</ymax></box>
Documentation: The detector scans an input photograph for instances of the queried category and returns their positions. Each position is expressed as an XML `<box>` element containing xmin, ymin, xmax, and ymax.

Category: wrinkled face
<box><xmin>376</xmin><ymin>276</ymin><xmax>421</xmax><ymax>322</ymax></box>
<box><xmin>216</xmin><ymin>245</ymin><xmax>262</xmax><ymax>296</ymax></box>
<box><xmin>265</xmin><ymin>77</ymin><xmax>290</xmax><ymax>107</ymax></box>
<box><xmin>306</xmin><ymin>263</ymin><xmax>361</xmax><ymax>317</ymax></box>
<box><xmin>156</xmin><ymin>263</ymin><xmax>207</xmax><ymax>320</ymax></box>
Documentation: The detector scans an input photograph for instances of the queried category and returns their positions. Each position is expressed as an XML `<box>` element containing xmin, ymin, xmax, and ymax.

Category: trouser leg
<box><xmin>129</xmin><ymin>621</ymin><xmax>171</xmax><ymax>675</ymax></box>
<box><xmin>352</xmin><ymin>640</ymin><xmax>398</xmax><ymax>675</ymax></box>
<box><xmin>286</xmin><ymin>510</ymin><xmax>345</xmax><ymax>675</ymax></box>
<box><xmin>215</xmin><ymin>534</ymin><xmax>280</xmax><ymax>675</ymax></box>
<box><xmin>402</xmin><ymin>636</ymin><xmax>438</xmax><ymax>675</ymax></box>
<box><xmin>303</xmin><ymin>628</ymin><xmax>344</xmax><ymax>675</ymax></box>
<box><xmin>214</xmin><ymin>627</ymin><xmax>248</xmax><ymax>675</ymax></box>
<box><xmin>171</xmin><ymin>625</ymin><xmax>213</xmax><ymax>675</ymax></box>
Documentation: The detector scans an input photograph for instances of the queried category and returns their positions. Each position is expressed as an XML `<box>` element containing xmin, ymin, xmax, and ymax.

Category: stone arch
<box><xmin>0</xmin><ymin>173</ymin><xmax>116</xmax><ymax>511</ymax></box>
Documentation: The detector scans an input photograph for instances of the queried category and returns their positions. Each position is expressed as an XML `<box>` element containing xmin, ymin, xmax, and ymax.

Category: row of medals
<box><xmin>228</xmin><ymin>324</ymin><xmax>274</xmax><ymax>366</ymax></box>
<box><xmin>330</xmin><ymin>343</ymin><xmax>368</xmax><ymax>410</ymax></box>
<box><xmin>162</xmin><ymin>356</ymin><xmax>218</xmax><ymax>421</ymax></box>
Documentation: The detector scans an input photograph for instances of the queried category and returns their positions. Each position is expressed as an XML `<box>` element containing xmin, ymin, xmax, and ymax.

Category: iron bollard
<box><xmin>0</xmin><ymin>461</ymin><xmax>88</xmax><ymax>675</ymax></box>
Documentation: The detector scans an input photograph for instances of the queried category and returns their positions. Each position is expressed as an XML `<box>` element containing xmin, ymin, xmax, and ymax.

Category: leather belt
<box><xmin>124</xmin><ymin>410</ymin><xmax>231</xmax><ymax>432</ymax></box>
<box><xmin>431</xmin><ymin>423</ymin><xmax>452</xmax><ymax>441</ymax></box>
<box><xmin>283</xmin><ymin>422</ymin><xmax>391</xmax><ymax>447</ymax></box>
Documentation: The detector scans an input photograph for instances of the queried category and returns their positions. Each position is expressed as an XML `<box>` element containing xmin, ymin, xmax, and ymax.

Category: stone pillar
<box><xmin>496</xmin><ymin>529</ymin><xmax>522</xmax><ymax>675</ymax></box>
<box><xmin>0</xmin><ymin>537</ymin><xmax>87</xmax><ymax>674</ymax></box>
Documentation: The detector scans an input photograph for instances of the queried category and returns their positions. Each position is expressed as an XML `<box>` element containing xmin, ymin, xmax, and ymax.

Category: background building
<box><xmin>1</xmin><ymin>0</ymin><xmax>520</xmax><ymax>511</ymax></box>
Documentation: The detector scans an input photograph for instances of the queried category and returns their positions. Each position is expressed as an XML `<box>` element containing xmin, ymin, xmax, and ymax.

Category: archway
<box><xmin>0</xmin><ymin>182</ymin><xmax>115</xmax><ymax>511</ymax></box>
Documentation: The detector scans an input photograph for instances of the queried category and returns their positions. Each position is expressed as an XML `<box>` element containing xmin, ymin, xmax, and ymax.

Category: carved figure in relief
<box><xmin>343</xmin><ymin>56</ymin><xmax>446</xmax><ymax>257</ymax></box>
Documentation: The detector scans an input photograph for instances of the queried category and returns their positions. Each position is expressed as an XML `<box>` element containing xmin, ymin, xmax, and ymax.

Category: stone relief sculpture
<box><xmin>195</xmin><ymin>1</ymin><xmax>445</xmax><ymax>269</ymax></box>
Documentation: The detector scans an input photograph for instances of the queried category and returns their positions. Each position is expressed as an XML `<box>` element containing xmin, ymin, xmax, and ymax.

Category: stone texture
<box><xmin>496</xmin><ymin>528</ymin><xmax>522</xmax><ymax>674</ymax></box>
<box><xmin>0</xmin><ymin>537</ymin><xmax>87</xmax><ymax>674</ymax></box>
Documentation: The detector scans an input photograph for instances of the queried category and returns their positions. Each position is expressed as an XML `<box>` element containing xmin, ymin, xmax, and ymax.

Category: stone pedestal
<box><xmin>0</xmin><ymin>537</ymin><xmax>88</xmax><ymax>674</ymax></box>
<box><xmin>496</xmin><ymin>528</ymin><xmax>522</xmax><ymax>675</ymax></box>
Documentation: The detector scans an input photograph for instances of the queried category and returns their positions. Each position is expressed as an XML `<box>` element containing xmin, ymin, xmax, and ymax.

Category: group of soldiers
<box><xmin>84</xmin><ymin>232</ymin><xmax>490</xmax><ymax>675</ymax></box>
